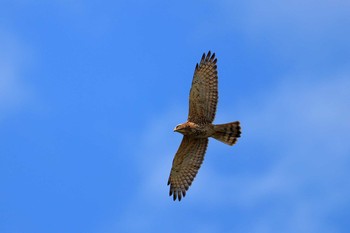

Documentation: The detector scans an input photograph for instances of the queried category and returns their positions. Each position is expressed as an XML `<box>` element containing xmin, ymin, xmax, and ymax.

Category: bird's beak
<box><xmin>173</xmin><ymin>127</ymin><xmax>177</xmax><ymax>132</ymax></box>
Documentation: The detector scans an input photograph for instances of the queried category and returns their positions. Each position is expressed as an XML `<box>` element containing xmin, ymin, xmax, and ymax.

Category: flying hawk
<box><xmin>167</xmin><ymin>51</ymin><xmax>241</xmax><ymax>201</ymax></box>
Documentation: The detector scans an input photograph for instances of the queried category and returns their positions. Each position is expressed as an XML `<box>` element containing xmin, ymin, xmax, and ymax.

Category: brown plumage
<box><xmin>167</xmin><ymin>51</ymin><xmax>241</xmax><ymax>201</ymax></box>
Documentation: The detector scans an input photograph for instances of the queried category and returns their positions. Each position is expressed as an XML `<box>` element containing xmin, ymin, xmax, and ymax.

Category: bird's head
<box><xmin>174</xmin><ymin>123</ymin><xmax>189</xmax><ymax>134</ymax></box>
<box><xmin>174</xmin><ymin>122</ymin><xmax>195</xmax><ymax>135</ymax></box>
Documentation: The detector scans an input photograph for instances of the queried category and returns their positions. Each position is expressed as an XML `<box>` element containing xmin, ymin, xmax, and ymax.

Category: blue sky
<box><xmin>1</xmin><ymin>1</ymin><xmax>350</xmax><ymax>232</ymax></box>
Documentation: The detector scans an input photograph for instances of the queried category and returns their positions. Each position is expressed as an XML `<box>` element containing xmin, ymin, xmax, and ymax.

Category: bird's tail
<box><xmin>212</xmin><ymin>121</ymin><xmax>241</xmax><ymax>146</ymax></box>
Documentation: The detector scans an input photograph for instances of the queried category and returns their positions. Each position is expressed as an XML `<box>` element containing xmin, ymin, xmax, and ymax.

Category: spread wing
<box><xmin>167</xmin><ymin>136</ymin><xmax>208</xmax><ymax>201</ymax></box>
<box><xmin>188</xmin><ymin>51</ymin><xmax>218</xmax><ymax>124</ymax></box>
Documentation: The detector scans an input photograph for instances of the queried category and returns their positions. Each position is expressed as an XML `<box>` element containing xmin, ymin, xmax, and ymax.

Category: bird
<box><xmin>167</xmin><ymin>51</ymin><xmax>241</xmax><ymax>201</ymax></box>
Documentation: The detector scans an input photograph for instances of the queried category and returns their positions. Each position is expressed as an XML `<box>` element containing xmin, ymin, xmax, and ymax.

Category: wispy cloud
<box><xmin>202</xmin><ymin>69</ymin><xmax>350</xmax><ymax>232</ymax></box>
<box><xmin>0</xmin><ymin>30</ymin><xmax>34</xmax><ymax>121</ymax></box>
<box><xmin>222</xmin><ymin>0</ymin><xmax>350</xmax><ymax>34</ymax></box>
<box><xmin>219</xmin><ymin>0</ymin><xmax>350</xmax><ymax>69</ymax></box>
<box><xmin>103</xmin><ymin>68</ymin><xmax>350</xmax><ymax>233</ymax></box>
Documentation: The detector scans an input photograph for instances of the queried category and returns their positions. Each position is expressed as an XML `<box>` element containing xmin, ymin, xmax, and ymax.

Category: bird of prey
<box><xmin>167</xmin><ymin>51</ymin><xmax>241</xmax><ymax>201</ymax></box>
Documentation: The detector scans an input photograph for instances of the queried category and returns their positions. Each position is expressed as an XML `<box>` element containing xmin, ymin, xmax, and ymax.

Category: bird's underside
<box><xmin>167</xmin><ymin>51</ymin><xmax>241</xmax><ymax>201</ymax></box>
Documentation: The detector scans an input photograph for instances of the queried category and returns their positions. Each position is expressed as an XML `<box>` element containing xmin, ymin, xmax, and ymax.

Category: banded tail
<box><xmin>212</xmin><ymin>121</ymin><xmax>241</xmax><ymax>146</ymax></box>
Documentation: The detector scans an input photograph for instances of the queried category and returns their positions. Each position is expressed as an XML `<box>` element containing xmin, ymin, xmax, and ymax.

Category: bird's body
<box><xmin>174</xmin><ymin>122</ymin><xmax>215</xmax><ymax>138</ymax></box>
<box><xmin>167</xmin><ymin>51</ymin><xmax>241</xmax><ymax>201</ymax></box>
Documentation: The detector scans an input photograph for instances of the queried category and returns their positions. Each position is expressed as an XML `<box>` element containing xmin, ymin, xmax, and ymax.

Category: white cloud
<box><xmin>0</xmin><ymin>30</ymin><xmax>34</xmax><ymax>121</ymax></box>
<box><xmin>198</xmin><ymin>70</ymin><xmax>350</xmax><ymax>231</ymax></box>
<box><xmin>221</xmin><ymin>0</ymin><xmax>350</xmax><ymax>34</ymax></box>
<box><xmin>218</xmin><ymin>0</ymin><xmax>350</xmax><ymax>67</ymax></box>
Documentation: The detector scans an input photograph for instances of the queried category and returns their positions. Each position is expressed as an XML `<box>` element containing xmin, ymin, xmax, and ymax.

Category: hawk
<box><xmin>167</xmin><ymin>51</ymin><xmax>241</xmax><ymax>201</ymax></box>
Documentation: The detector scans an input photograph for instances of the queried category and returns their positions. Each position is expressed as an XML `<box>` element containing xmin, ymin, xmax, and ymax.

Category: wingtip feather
<box><xmin>211</xmin><ymin>53</ymin><xmax>216</xmax><ymax>62</ymax></box>
<box><xmin>207</xmin><ymin>51</ymin><xmax>211</xmax><ymax>61</ymax></box>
